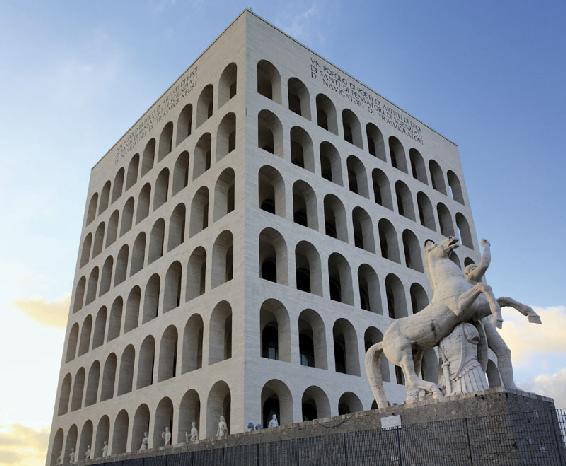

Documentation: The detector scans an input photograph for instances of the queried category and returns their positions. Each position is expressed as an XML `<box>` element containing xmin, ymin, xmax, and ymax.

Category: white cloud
<box><xmin>0</xmin><ymin>424</ymin><xmax>49</xmax><ymax>466</ymax></box>
<box><xmin>522</xmin><ymin>368</ymin><xmax>566</xmax><ymax>409</ymax></box>
<box><xmin>13</xmin><ymin>295</ymin><xmax>69</xmax><ymax>328</ymax></box>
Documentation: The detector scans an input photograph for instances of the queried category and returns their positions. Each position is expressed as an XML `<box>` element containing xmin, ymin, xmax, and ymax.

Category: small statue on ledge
<box><xmin>139</xmin><ymin>432</ymin><xmax>148</xmax><ymax>452</ymax></box>
<box><xmin>161</xmin><ymin>426</ymin><xmax>171</xmax><ymax>447</ymax></box>
<box><xmin>101</xmin><ymin>440</ymin><xmax>109</xmax><ymax>458</ymax></box>
<box><xmin>267</xmin><ymin>414</ymin><xmax>279</xmax><ymax>428</ymax></box>
<box><xmin>216</xmin><ymin>415</ymin><xmax>228</xmax><ymax>439</ymax></box>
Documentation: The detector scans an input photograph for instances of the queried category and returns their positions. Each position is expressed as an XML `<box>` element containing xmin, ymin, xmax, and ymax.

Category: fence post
<box><xmin>464</xmin><ymin>417</ymin><xmax>473</xmax><ymax>465</ymax></box>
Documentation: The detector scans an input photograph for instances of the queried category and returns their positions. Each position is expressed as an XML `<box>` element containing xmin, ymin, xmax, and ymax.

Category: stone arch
<box><xmin>141</xmin><ymin>139</ymin><xmax>155</xmax><ymax>177</ymax></box>
<box><xmin>287</xmin><ymin>77</ymin><xmax>310</xmax><ymax>119</ymax></box>
<box><xmin>209</xmin><ymin>301</ymin><xmax>233</xmax><ymax>364</ymax></box>
<box><xmin>189</xmin><ymin>186</ymin><xmax>209</xmax><ymax>237</ymax></box>
<box><xmin>378</xmin><ymin>218</ymin><xmax>400</xmax><ymax>263</ymax></box>
<box><xmin>94</xmin><ymin>416</ymin><xmax>109</xmax><ymax>458</ymax></box>
<box><xmin>71</xmin><ymin>369</ymin><xmax>85</xmax><ymax>411</ymax></box>
<box><xmin>385</xmin><ymin>274</ymin><xmax>407</xmax><ymax>319</ymax></box>
<box><xmin>172</xmin><ymin>151</ymin><xmax>190</xmax><ymax>195</ymax></box>
<box><xmin>372</xmin><ymin>168</ymin><xmax>393</xmax><ymax>210</ymax></box>
<box><xmin>124</xmin><ymin>287</ymin><xmax>140</xmax><ymax>333</ymax></box>
<box><xmin>50</xmin><ymin>428</ymin><xmax>63</xmax><ymax>466</ymax></box>
<box><xmin>290</xmin><ymin>126</ymin><xmax>315</xmax><ymax>171</ymax></box>
<box><xmin>448</xmin><ymin>170</ymin><xmax>465</xmax><ymax>204</ymax></box>
<box><xmin>148</xmin><ymin>218</ymin><xmax>165</xmax><ymax>263</ymax></box>
<box><xmin>86</xmin><ymin>193</ymin><xmax>98</xmax><ymax>225</ymax></box>
<box><xmin>338</xmin><ymin>392</ymin><xmax>363</xmax><ymax>415</ymax></box>
<box><xmin>366</xmin><ymin>123</ymin><xmax>386</xmax><ymax>161</ymax></box>
<box><xmin>112</xmin><ymin>409</ymin><xmax>129</xmax><ymax>454</ymax></box>
<box><xmin>85</xmin><ymin>360</ymin><xmax>100</xmax><ymax>406</ymax></box>
<box><xmin>178</xmin><ymin>389</ymin><xmax>201</xmax><ymax>442</ymax></box>
<box><xmin>316</xmin><ymin>93</ymin><xmax>338</xmax><ymax>134</ymax></box>
<box><xmin>176</xmin><ymin>104</ymin><xmax>192</xmax><ymax>145</ymax></box>
<box><xmin>130</xmin><ymin>232</ymin><xmax>146</xmax><ymax>276</ymax></box>
<box><xmin>323</xmin><ymin>194</ymin><xmax>348</xmax><ymax>242</ymax></box>
<box><xmin>92</xmin><ymin>221</ymin><xmax>105</xmax><ymax>258</ymax></box>
<box><xmin>78</xmin><ymin>314</ymin><xmax>92</xmax><ymax>356</ymax></box>
<box><xmin>131</xmin><ymin>404</ymin><xmax>150</xmax><ymax>452</ymax></box>
<box><xmin>158</xmin><ymin>325</ymin><xmax>178</xmax><ymax>381</ymax></box>
<box><xmin>58</xmin><ymin>373</ymin><xmax>71</xmax><ymax>415</ymax></box>
<box><xmin>437</xmin><ymin>202</ymin><xmax>455</xmax><ymax>237</ymax></box>
<box><xmin>80</xmin><ymin>233</ymin><xmax>92</xmax><ymax>267</ymax></box>
<box><xmin>402</xmin><ymin>229</ymin><xmax>424</xmax><ymax>272</ymax></box>
<box><xmin>182</xmin><ymin>314</ymin><xmax>204</xmax><ymax>373</ymax></box>
<box><xmin>358</xmin><ymin>264</ymin><xmax>381</xmax><ymax>313</ymax></box>
<box><xmin>395</xmin><ymin>180</ymin><xmax>415</xmax><ymax>220</ymax></box>
<box><xmin>347</xmin><ymin>155</ymin><xmax>369</xmax><ymax>198</ymax></box>
<box><xmin>92</xmin><ymin>306</ymin><xmax>107</xmax><ymax>349</ymax></box>
<box><xmin>66</xmin><ymin>323</ymin><xmax>79</xmax><ymax>362</ymax></box>
<box><xmin>186</xmin><ymin>247</ymin><xmax>206</xmax><ymax>300</ymax></box>
<box><xmin>120</xmin><ymin>197</ymin><xmax>134</xmax><ymax>235</ymax></box>
<box><xmin>142</xmin><ymin>273</ymin><xmax>160</xmax><ymax>323</ymax></box>
<box><xmin>328</xmin><ymin>252</ymin><xmax>354</xmax><ymax>305</ymax></box>
<box><xmin>99</xmin><ymin>255</ymin><xmax>113</xmax><ymax>296</ymax></box>
<box><xmin>163</xmin><ymin>261</ymin><xmax>182</xmax><ymax>312</ymax></box>
<box><xmin>456</xmin><ymin>213</ymin><xmax>473</xmax><ymax>248</ymax></box>
<box><xmin>216</xmin><ymin>112</ymin><xmax>236</xmax><ymax>161</ymax></box>
<box><xmin>388</xmin><ymin>136</ymin><xmax>408</xmax><ymax>172</ymax></box>
<box><xmin>136</xmin><ymin>183</ymin><xmax>151</xmax><ymax>223</ymax></box>
<box><xmin>153</xmin><ymin>397</ymin><xmax>174</xmax><ymax>448</ymax></box>
<box><xmin>64</xmin><ymin>424</ymin><xmax>78</xmax><ymax>464</ymax></box>
<box><xmin>193</xmin><ymin>132</ymin><xmax>211</xmax><ymax>179</ymax></box>
<box><xmin>206</xmin><ymin>380</ymin><xmax>231</xmax><ymax>438</ymax></box>
<box><xmin>100</xmin><ymin>353</ymin><xmax>117</xmax><ymax>401</ymax></box>
<box><xmin>410</xmin><ymin>283</ymin><xmax>429</xmax><ymax>314</ymax></box>
<box><xmin>126</xmin><ymin>154</ymin><xmax>139</xmax><ymax>190</ymax></box>
<box><xmin>301</xmin><ymin>386</ymin><xmax>331</xmax><ymax>421</ymax></box>
<box><xmin>153</xmin><ymin>168</ymin><xmax>170</xmax><ymax>210</ymax></box>
<box><xmin>342</xmin><ymin>109</ymin><xmax>363</xmax><ymax>148</ymax></box>
<box><xmin>213</xmin><ymin>167</ymin><xmax>235</xmax><ymax>221</ymax></box>
<box><xmin>417</xmin><ymin>192</ymin><xmax>436</xmax><ymax>230</ymax></box>
<box><xmin>106</xmin><ymin>210</ymin><xmax>119</xmax><ymax>247</ymax></box>
<box><xmin>117</xmin><ymin>344</ymin><xmax>135</xmax><ymax>395</ymax></box>
<box><xmin>168</xmin><ymin>203</ymin><xmax>186</xmax><ymax>251</ymax></box>
<box><xmin>295</xmin><ymin>240</ymin><xmax>322</xmax><ymax>295</ymax></box>
<box><xmin>73</xmin><ymin>277</ymin><xmax>85</xmax><ymax>313</ymax></box>
<box><xmin>137</xmin><ymin>336</ymin><xmax>155</xmax><ymax>389</ymax></box>
<box><xmin>352</xmin><ymin>206</ymin><xmax>375</xmax><ymax>252</ymax></box>
<box><xmin>429</xmin><ymin>160</ymin><xmax>447</xmax><ymax>194</ymax></box>
<box><xmin>257</xmin><ymin>109</ymin><xmax>283</xmax><ymax>156</ymax></box>
<box><xmin>259</xmin><ymin>298</ymin><xmax>291</xmax><ymax>363</ymax></box>
<box><xmin>108</xmin><ymin>297</ymin><xmax>123</xmax><ymax>341</ymax></box>
<box><xmin>298</xmin><ymin>309</ymin><xmax>327</xmax><ymax>369</ymax></box>
<box><xmin>364</xmin><ymin>327</ymin><xmax>389</xmax><ymax>382</ymax></box>
<box><xmin>409</xmin><ymin>148</ymin><xmax>428</xmax><ymax>184</ymax></box>
<box><xmin>258</xmin><ymin>165</ymin><xmax>285</xmax><ymax>215</ymax></box>
<box><xmin>211</xmin><ymin>230</ymin><xmax>233</xmax><ymax>288</ymax></box>
<box><xmin>85</xmin><ymin>266</ymin><xmax>99</xmax><ymax>305</ymax></box>
<box><xmin>196</xmin><ymin>84</ymin><xmax>214</xmax><ymax>127</ymax></box>
<box><xmin>333</xmin><ymin>318</ymin><xmax>360</xmax><ymax>375</ymax></box>
<box><xmin>258</xmin><ymin>227</ymin><xmax>288</xmax><ymax>284</ymax></box>
<box><xmin>158</xmin><ymin>121</ymin><xmax>173</xmax><ymax>161</ymax></box>
<box><xmin>320</xmin><ymin>141</ymin><xmax>343</xmax><ymax>185</ymax></box>
<box><xmin>257</xmin><ymin>59</ymin><xmax>281</xmax><ymax>103</ymax></box>
<box><xmin>261</xmin><ymin>379</ymin><xmax>293</xmax><ymax>427</ymax></box>
<box><xmin>99</xmin><ymin>181</ymin><xmax>111</xmax><ymax>214</ymax></box>
<box><xmin>218</xmin><ymin>62</ymin><xmax>237</xmax><ymax>107</ymax></box>
<box><xmin>292</xmin><ymin>180</ymin><xmax>318</xmax><ymax>229</ymax></box>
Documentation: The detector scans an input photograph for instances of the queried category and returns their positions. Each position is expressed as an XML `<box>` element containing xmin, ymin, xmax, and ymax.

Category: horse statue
<box><xmin>365</xmin><ymin>236</ymin><xmax>540</xmax><ymax>407</ymax></box>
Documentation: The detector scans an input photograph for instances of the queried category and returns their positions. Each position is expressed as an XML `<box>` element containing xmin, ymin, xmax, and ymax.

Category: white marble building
<box><xmin>46</xmin><ymin>10</ymin><xmax>481</xmax><ymax>464</ymax></box>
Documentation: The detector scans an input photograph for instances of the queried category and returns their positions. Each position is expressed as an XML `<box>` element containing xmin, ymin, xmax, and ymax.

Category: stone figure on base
<box><xmin>217</xmin><ymin>416</ymin><xmax>228</xmax><ymax>439</ymax></box>
<box><xmin>56</xmin><ymin>453</ymin><xmax>63</xmax><ymax>465</ymax></box>
<box><xmin>161</xmin><ymin>426</ymin><xmax>171</xmax><ymax>447</ymax></box>
<box><xmin>84</xmin><ymin>445</ymin><xmax>91</xmax><ymax>461</ymax></box>
<box><xmin>185</xmin><ymin>421</ymin><xmax>199</xmax><ymax>443</ymax></box>
<box><xmin>268</xmin><ymin>414</ymin><xmax>279</xmax><ymax>428</ymax></box>
<box><xmin>68</xmin><ymin>448</ymin><xmax>75</xmax><ymax>464</ymax></box>
<box><xmin>102</xmin><ymin>441</ymin><xmax>109</xmax><ymax>458</ymax></box>
<box><xmin>365</xmin><ymin>236</ymin><xmax>542</xmax><ymax>407</ymax></box>
<box><xmin>139</xmin><ymin>432</ymin><xmax>148</xmax><ymax>451</ymax></box>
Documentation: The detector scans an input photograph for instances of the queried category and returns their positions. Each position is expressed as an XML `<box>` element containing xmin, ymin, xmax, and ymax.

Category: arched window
<box><xmin>176</xmin><ymin>104</ymin><xmax>192</xmax><ymax>145</ymax></box>
<box><xmin>106</xmin><ymin>210</ymin><xmax>119</xmax><ymax>247</ymax></box>
<box><xmin>338</xmin><ymin>392</ymin><xmax>363</xmax><ymax>415</ymax></box>
<box><xmin>456</xmin><ymin>213</ymin><xmax>473</xmax><ymax>248</ymax></box>
<box><xmin>193</xmin><ymin>133</ymin><xmax>211</xmax><ymax>179</ymax></box>
<box><xmin>364</xmin><ymin>327</ymin><xmax>389</xmax><ymax>382</ymax></box>
<box><xmin>366</xmin><ymin>123</ymin><xmax>386</xmax><ymax>161</ymax></box>
<box><xmin>66</xmin><ymin>323</ymin><xmax>79</xmax><ymax>362</ymax></box>
<box><xmin>141</xmin><ymin>139</ymin><xmax>155</xmax><ymax>177</ymax></box>
<box><xmin>120</xmin><ymin>197</ymin><xmax>134</xmax><ymax>236</ymax></box>
<box><xmin>257</xmin><ymin>60</ymin><xmax>281</xmax><ymax>103</ymax></box>
<box><xmin>196</xmin><ymin>84</ymin><xmax>214</xmax><ymax>127</ymax></box>
<box><xmin>167</xmin><ymin>203</ymin><xmax>186</xmax><ymax>251</ymax></box>
<box><xmin>290</xmin><ymin>126</ymin><xmax>315</xmax><ymax>171</ymax></box>
<box><xmin>358</xmin><ymin>264</ymin><xmax>381</xmax><ymax>313</ymax></box>
<box><xmin>342</xmin><ymin>109</ymin><xmax>363</xmax><ymax>149</ymax></box>
<box><xmin>409</xmin><ymin>148</ymin><xmax>428</xmax><ymax>184</ymax></box>
<box><xmin>99</xmin><ymin>256</ymin><xmax>113</xmax><ymax>296</ymax></box>
<box><xmin>206</xmin><ymin>381</ymin><xmax>231</xmax><ymax>438</ymax></box>
<box><xmin>410</xmin><ymin>283</ymin><xmax>429</xmax><ymax>314</ymax></box>
<box><xmin>130</xmin><ymin>232</ymin><xmax>146</xmax><ymax>275</ymax></box>
<box><xmin>94</xmin><ymin>416</ymin><xmax>109</xmax><ymax>459</ymax></box>
<box><xmin>58</xmin><ymin>374</ymin><xmax>72</xmax><ymax>415</ymax></box>
<box><xmin>172</xmin><ymin>151</ymin><xmax>190</xmax><ymax>195</ymax></box>
<box><xmin>333</xmin><ymin>319</ymin><xmax>360</xmax><ymax>375</ymax></box>
<box><xmin>323</xmin><ymin>194</ymin><xmax>348</xmax><ymax>242</ymax></box>
<box><xmin>218</xmin><ymin>62</ymin><xmax>237</xmax><ymax>107</ymax></box>
<box><xmin>395</xmin><ymin>181</ymin><xmax>415</xmax><ymax>220</ymax></box>
<box><xmin>158</xmin><ymin>121</ymin><xmax>173</xmax><ymax>161</ymax></box>
<box><xmin>80</xmin><ymin>233</ymin><xmax>92</xmax><ymax>268</ymax></box>
<box><xmin>142</xmin><ymin>274</ymin><xmax>160</xmax><ymax>323</ymax></box>
<box><xmin>85</xmin><ymin>361</ymin><xmax>100</xmax><ymax>406</ymax></box>
<box><xmin>182</xmin><ymin>314</ymin><xmax>204</xmax><ymax>372</ymax></box>
<box><xmin>78</xmin><ymin>421</ymin><xmax>93</xmax><ymax>461</ymax></box>
<box><xmin>51</xmin><ymin>430</ymin><xmax>64</xmax><ymax>466</ymax></box>
<box><xmin>136</xmin><ymin>183</ymin><xmax>151</xmax><ymax>224</ymax></box>
<box><xmin>378</xmin><ymin>218</ymin><xmax>400</xmax><ymax>263</ymax></box>
<box><xmin>346</xmin><ymin>155</ymin><xmax>369</xmax><ymax>197</ymax></box>
<box><xmin>189</xmin><ymin>187</ymin><xmax>209</xmax><ymax>237</ymax></box>
<box><xmin>85</xmin><ymin>266</ymin><xmax>99</xmax><ymax>305</ymax></box>
<box><xmin>258</xmin><ymin>109</ymin><xmax>283</xmax><ymax>155</ymax></box>
<box><xmin>328</xmin><ymin>253</ymin><xmax>354</xmax><ymax>305</ymax></box>
<box><xmin>137</xmin><ymin>336</ymin><xmax>155</xmax><ymax>389</ymax></box>
<box><xmin>163</xmin><ymin>261</ymin><xmax>182</xmax><ymax>312</ymax></box>
<box><xmin>288</xmin><ymin>77</ymin><xmax>311</xmax><ymax>119</ymax></box>
<box><xmin>186</xmin><ymin>247</ymin><xmax>206</xmax><ymax>300</ymax></box>
<box><xmin>100</xmin><ymin>353</ymin><xmax>117</xmax><ymax>401</ymax></box>
<box><xmin>78</xmin><ymin>315</ymin><xmax>92</xmax><ymax>356</ymax></box>
<box><xmin>131</xmin><ymin>405</ymin><xmax>150</xmax><ymax>452</ymax></box>
<box><xmin>112</xmin><ymin>410</ymin><xmax>129</xmax><ymax>455</ymax></box>
<box><xmin>213</xmin><ymin>168</ymin><xmax>235</xmax><ymax>221</ymax></box>
<box><xmin>437</xmin><ymin>202</ymin><xmax>455</xmax><ymax>236</ymax></box>
<box><xmin>447</xmin><ymin>170</ymin><xmax>465</xmax><ymax>204</ymax></box>
<box><xmin>402</xmin><ymin>230</ymin><xmax>424</xmax><ymax>272</ymax></box>
<box><xmin>352</xmin><ymin>206</ymin><xmax>375</xmax><ymax>252</ymax></box>
<box><xmin>260</xmin><ymin>299</ymin><xmax>291</xmax><ymax>362</ymax></box>
<box><xmin>292</xmin><ymin>180</ymin><xmax>317</xmax><ymax>229</ymax></box>
<box><xmin>388</xmin><ymin>136</ymin><xmax>408</xmax><ymax>173</ymax></box>
<box><xmin>124</xmin><ymin>286</ymin><xmax>140</xmax><ymax>333</ymax></box>
<box><xmin>298</xmin><ymin>309</ymin><xmax>327</xmax><ymax>369</ymax></box>
<box><xmin>154</xmin><ymin>398</ymin><xmax>174</xmax><ymax>447</ymax></box>
<box><xmin>92</xmin><ymin>306</ymin><xmax>107</xmax><ymax>349</ymax></box>
<box><xmin>417</xmin><ymin>192</ymin><xmax>436</xmax><ymax>230</ymax></box>
<box><xmin>158</xmin><ymin>326</ymin><xmax>178</xmax><ymax>381</ymax></box>
<box><xmin>216</xmin><ymin>112</ymin><xmax>236</xmax><ymax>161</ymax></box>
<box><xmin>153</xmin><ymin>168</ymin><xmax>170</xmax><ymax>210</ymax></box>
<box><xmin>372</xmin><ymin>168</ymin><xmax>393</xmax><ymax>209</ymax></box>
<box><xmin>92</xmin><ymin>222</ymin><xmax>105</xmax><ymax>258</ymax></box>
<box><xmin>64</xmin><ymin>425</ymin><xmax>78</xmax><ymax>464</ymax></box>
<box><xmin>86</xmin><ymin>193</ymin><xmax>98</xmax><ymax>225</ymax></box>
<box><xmin>108</xmin><ymin>297</ymin><xmax>123</xmax><ymax>341</ymax></box>
<box><xmin>320</xmin><ymin>141</ymin><xmax>343</xmax><ymax>185</ymax></box>
<box><xmin>385</xmin><ymin>274</ymin><xmax>407</xmax><ymax>319</ymax></box>
<box><xmin>148</xmin><ymin>219</ymin><xmax>165</xmax><ymax>264</ymax></box>
<box><xmin>98</xmin><ymin>181</ymin><xmax>111</xmax><ymax>214</ymax></box>
<box><xmin>126</xmin><ymin>154</ymin><xmax>139</xmax><ymax>190</ymax></box>
<box><xmin>117</xmin><ymin>345</ymin><xmax>135</xmax><ymax>395</ymax></box>
<box><xmin>258</xmin><ymin>165</ymin><xmax>285</xmax><ymax>215</ymax></box>
<box><xmin>302</xmin><ymin>386</ymin><xmax>330</xmax><ymax>421</ymax></box>
<box><xmin>211</xmin><ymin>230</ymin><xmax>233</xmax><ymax>288</ymax></box>
<box><xmin>261</xmin><ymin>379</ymin><xmax>293</xmax><ymax>428</ymax></box>
<box><xmin>295</xmin><ymin>241</ymin><xmax>322</xmax><ymax>295</ymax></box>
<box><xmin>112</xmin><ymin>168</ymin><xmax>125</xmax><ymax>202</ymax></box>
<box><xmin>258</xmin><ymin>228</ymin><xmax>287</xmax><ymax>284</ymax></box>
<box><xmin>209</xmin><ymin>301</ymin><xmax>232</xmax><ymax>363</ymax></box>
<box><xmin>73</xmin><ymin>277</ymin><xmax>86</xmax><ymax>313</ymax></box>
<box><xmin>429</xmin><ymin>160</ymin><xmax>447</xmax><ymax>194</ymax></box>
<box><xmin>178</xmin><ymin>389</ymin><xmax>201</xmax><ymax>443</ymax></box>
<box><xmin>316</xmin><ymin>94</ymin><xmax>338</xmax><ymax>134</ymax></box>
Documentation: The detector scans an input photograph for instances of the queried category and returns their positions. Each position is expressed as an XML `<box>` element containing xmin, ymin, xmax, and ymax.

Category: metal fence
<box><xmin>93</xmin><ymin>409</ymin><xmax>566</xmax><ymax>466</ymax></box>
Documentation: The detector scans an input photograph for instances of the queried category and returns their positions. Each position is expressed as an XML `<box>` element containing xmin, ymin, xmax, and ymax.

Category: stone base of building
<box><xmin>87</xmin><ymin>389</ymin><xmax>565</xmax><ymax>466</ymax></box>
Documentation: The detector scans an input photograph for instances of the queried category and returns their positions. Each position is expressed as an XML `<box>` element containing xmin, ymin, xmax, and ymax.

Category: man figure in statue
<box><xmin>102</xmin><ymin>440</ymin><xmax>109</xmax><ymax>458</ymax></box>
<box><xmin>139</xmin><ymin>432</ymin><xmax>148</xmax><ymax>451</ymax></box>
<box><xmin>217</xmin><ymin>415</ymin><xmax>228</xmax><ymax>439</ymax></box>
<box><xmin>84</xmin><ymin>444</ymin><xmax>91</xmax><ymax>460</ymax></box>
<box><xmin>268</xmin><ymin>413</ymin><xmax>279</xmax><ymax>428</ymax></box>
<box><xmin>190</xmin><ymin>421</ymin><xmax>199</xmax><ymax>442</ymax></box>
<box><xmin>161</xmin><ymin>426</ymin><xmax>171</xmax><ymax>447</ymax></box>
<box><xmin>68</xmin><ymin>448</ymin><xmax>76</xmax><ymax>464</ymax></box>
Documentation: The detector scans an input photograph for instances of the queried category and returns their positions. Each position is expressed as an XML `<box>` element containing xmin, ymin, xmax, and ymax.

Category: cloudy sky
<box><xmin>1</xmin><ymin>1</ymin><xmax>565</xmax><ymax>465</ymax></box>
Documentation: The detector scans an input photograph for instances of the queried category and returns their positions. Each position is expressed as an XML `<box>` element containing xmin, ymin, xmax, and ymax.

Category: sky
<box><xmin>0</xmin><ymin>1</ymin><xmax>565</xmax><ymax>465</ymax></box>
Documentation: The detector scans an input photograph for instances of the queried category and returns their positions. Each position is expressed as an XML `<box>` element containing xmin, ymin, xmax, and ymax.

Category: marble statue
<box><xmin>69</xmin><ymin>448</ymin><xmax>75</xmax><ymax>464</ymax></box>
<box><xmin>139</xmin><ymin>432</ymin><xmax>148</xmax><ymax>451</ymax></box>
<box><xmin>56</xmin><ymin>453</ymin><xmax>63</xmax><ymax>465</ymax></box>
<box><xmin>190</xmin><ymin>421</ymin><xmax>199</xmax><ymax>442</ymax></box>
<box><xmin>216</xmin><ymin>416</ymin><xmax>228</xmax><ymax>439</ymax></box>
<box><xmin>365</xmin><ymin>237</ymin><xmax>541</xmax><ymax>407</ymax></box>
<box><xmin>84</xmin><ymin>445</ymin><xmax>91</xmax><ymax>460</ymax></box>
<box><xmin>102</xmin><ymin>441</ymin><xmax>109</xmax><ymax>458</ymax></box>
<box><xmin>161</xmin><ymin>426</ymin><xmax>171</xmax><ymax>447</ymax></box>
<box><xmin>267</xmin><ymin>414</ymin><xmax>279</xmax><ymax>428</ymax></box>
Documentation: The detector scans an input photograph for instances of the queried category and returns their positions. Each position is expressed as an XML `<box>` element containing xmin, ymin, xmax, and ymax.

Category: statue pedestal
<box><xmin>89</xmin><ymin>389</ymin><xmax>565</xmax><ymax>466</ymax></box>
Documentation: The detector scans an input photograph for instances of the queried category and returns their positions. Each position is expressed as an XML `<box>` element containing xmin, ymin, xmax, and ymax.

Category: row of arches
<box><xmin>85</xmin><ymin>62</ymin><xmax>238</xmax><ymax>227</ymax></box>
<box><xmin>255</xmin><ymin>59</ymin><xmax>465</xmax><ymax>204</ymax></box>
<box><xmin>81</xmin><ymin>119</ymin><xmax>236</xmax><ymax>270</ymax></box>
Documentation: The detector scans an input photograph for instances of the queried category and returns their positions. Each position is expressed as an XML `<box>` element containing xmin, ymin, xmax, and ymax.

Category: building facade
<box><xmin>46</xmin><ymin>10</ymin><xmax>482</xmax><ymax>464</ymax></box>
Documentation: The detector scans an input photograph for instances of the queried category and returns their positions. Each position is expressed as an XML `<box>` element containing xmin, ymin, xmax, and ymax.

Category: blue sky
<box><xmin>0</xmin><ymin>1</ymin><xmax>565</xmax><ymax>464</ymax></box>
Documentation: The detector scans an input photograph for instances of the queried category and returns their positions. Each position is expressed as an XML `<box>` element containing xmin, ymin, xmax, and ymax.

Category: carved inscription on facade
<box><xmin>110</xmin><ymin>66</ymin><xmax>198</xmax><ymax>162</ymax></box>
<box><xmin>310</xmin><ymin>56</ymin><xmax>423</xmax><ymax>145</ymax></box>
